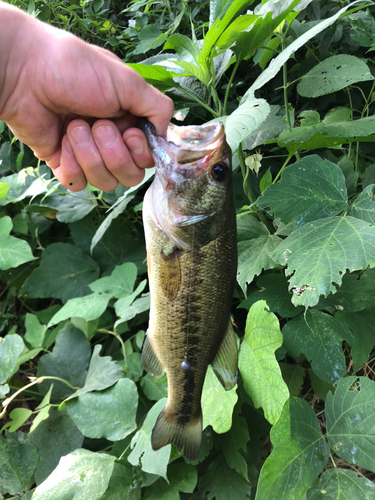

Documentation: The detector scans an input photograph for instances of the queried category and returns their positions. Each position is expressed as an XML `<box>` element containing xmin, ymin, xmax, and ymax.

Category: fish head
<box><xmin>140</xmin><ymin>119</ymin><xmax>233</xmax><ymax>249</ymax></box>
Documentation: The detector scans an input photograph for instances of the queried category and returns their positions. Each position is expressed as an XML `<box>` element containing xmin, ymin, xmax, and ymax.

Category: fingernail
<box><xmin>127</xmin><ymin>136</ymin><xmax>144</xmax><ymax>155</ymax></box>
<box><xmin>94</xmin><ymin>126</ymin><xmax>116</xmax><ymax>147</ymax></box>
<box><xmin>70</xmin><ymin>126</ymin><xmax>90</xmax><ymax>147</ymax></box>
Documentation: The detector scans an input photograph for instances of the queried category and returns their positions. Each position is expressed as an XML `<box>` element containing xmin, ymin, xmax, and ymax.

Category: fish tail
<box><xmin>151</xmin><ymin>407</ymin><xmax>202</xmax><ymax>462</ymax></box>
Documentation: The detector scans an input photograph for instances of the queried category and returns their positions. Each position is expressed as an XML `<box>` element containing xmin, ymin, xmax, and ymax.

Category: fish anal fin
<box><xmin>160</xmin><ymin>248</ymin><xmax>181</xmax><ymax>301</ymax></box>
<box><xmin>151</xmin><ymin>407</ymin><xmax>202</xmax><ymax>462</ymax></box>
<box><xmin>141</xmin><ymin>334</ymin><xmax>164</xmax><ymax>378</ymax></box>
<box><xmin>211</xmin><ymin>321</ymin><xmax>238</xmax><ymax>390</ymax></box>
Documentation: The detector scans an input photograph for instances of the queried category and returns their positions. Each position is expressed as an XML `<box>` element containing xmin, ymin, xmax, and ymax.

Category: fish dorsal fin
<box><xmin>160</xmin><ymin>248</ymin><xmax>181</xmax><ymax>301</ymax></box>
<box><xmin>211</xmin><ymin>321</ymin><xmax>238</xmax><ymax>390</ymax></box>
<box><xmin>142</xmin><ymin>334</ymin><xmax>164</xmax><ymax>378</ymax></box>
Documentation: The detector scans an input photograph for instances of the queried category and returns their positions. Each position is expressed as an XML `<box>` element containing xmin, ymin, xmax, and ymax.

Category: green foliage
<box><xmin>2</xmin><ymin>0</ymin><xmax>375</xmax><ymax>497</ymax></box>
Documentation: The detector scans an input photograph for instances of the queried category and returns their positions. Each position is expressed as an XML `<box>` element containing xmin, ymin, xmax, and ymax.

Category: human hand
<box><xmin>0</xmin><ymin>4</ymin><xmax>174</xmax><ymax>191</ymax></box>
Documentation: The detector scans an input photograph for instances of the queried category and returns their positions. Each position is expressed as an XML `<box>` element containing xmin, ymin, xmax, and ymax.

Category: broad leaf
<box><xmin>241</xmin><ymin>105</ymin><xmax>288</xmax><ymax>150</ymax></box>
<box><xmin>257</xmin><ymin>155</ymin><xmax>347</xmax><ymax>225</ymax></box>
<box><xmin>47</xmin><ymin>293</ymin><xmax>112</xmax><ymax>327</ymax></box>
<box><xmin>0</xmin><ymin>432</ymin><xmax>38</xmax><ymax>496</ymax></box>
<box><xmin>202</xmin><ymin>365</ymin><xmax>238</xmax><ymax>434</ymax></box>
<box><xmin>140</xmin><ymin>374</ymin><xmax>168</xmax><ymax>401</ymax></box>
<box><xmin>282</xmin><ymin>310</ymin><xmax>353</xmax><ymax>384</ymax></box>
<box><xmin>306</xmin><ymin>468</ymin><xmax>375</xmax><ymax>499</ymax></box>
<box><xmin>32</xmin><ymin>449</ymin><xmax>115</xmax><ymax>500</ymax></box>
<box><xmin>21</xmin><ymin>243</ymin><xmax>99</xmax><ymax>302</ymax></box>
<box><xmin>143</xmin><ymin>462</ymin><xmax>198</xmax><ymax>500</ymax></box>
<box><xmin>326</xmin><ymin>377</ymin><xmax>375</xmax><ymax>472</ymax></box>
<box><xmin>0</xmin><ymin>166</ymin><xmax>50</xmax><ymax>206</ymax></box>
<box><xmin>237</xmin><ymin>235</ymin><xmax>282</xmax><ymax>294</ymax></box>
<box><xmin>297</xmin><ymin>55</ymin><xmax>374</xmax><ymax>97</ymax></box>
<box><xmin>24</xmin><ymin>314</ymin><xmax>46</xmax><ymax>349</ymax></box>
<box><xmin>4</xmin><ymin>408</ymin><xmax>33</xmax><ymax>433</ymax></box>
<box><xmin>279</xmin><ymin>363</ymin><xmax>305</xmax><ymax>397</ymax></box>
<box><xmin>28</xmin><ymin>408</ymin><xmax>84</xmax><ymax>485</ymax></box>
<box><xmin>89</xmin><ymin>262</ymin><xmax>137</xmax><ymax>298</ymax></box>
<box><xmin>0</xmin><ymin>216</ymin><xmax>35</xmax><ymax>270</ymax></box>
<box><xmin>127</xmin><ymin>63</ymin><xmax>179</xmax><ymax>92</ymax></box>
<box><xmin>67</xmin><ymin>378</ymin><xmax>138</xmax><ymax>441</ymax></box>
<box><xmin>100</xmin><ymin>463</ymin><xmax>141</xmax><ymax>500</ymax></box>
<box><xmin>40</xmin><ymin>189</ymin><xmax>96</xmax><ymax>223</ymax></box>
<box><xmin>198</xmin><ymin>455</ymin><xmax>251</xmax><ymax>500</ymax></box>
<box><xmin>128</xmin><ymin>398</ymin><xmax>171</xmax><ymax>479</ymax></box>
<box><xmin>256</xmin><ymin>398</ymin><xmax>330</xmax><ymax>500</ymax></box>
<box><xmin>239</xmin><ymin>301</ymin><xmax>289</xmax><ymax>424</ymax></box>
<box><xmin>347</xmin><ymin>184</ymin><xmax>375</xmax><ymax>224</ymax></box>
<box><xmin>0</xmin><ymin>334</ymin><xmax>24</xmax><ymax>384</ymax></box>
<box><xmin>271</xmin><ymin>216</ymin><xmax>375</xmax><ymax>307</ymax></box>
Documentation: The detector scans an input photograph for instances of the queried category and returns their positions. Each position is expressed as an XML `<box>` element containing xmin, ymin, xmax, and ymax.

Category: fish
<box><xmin>139</xmin><ymin>118</ymin><xmax>238</xmax><ymax>462</ymax></box>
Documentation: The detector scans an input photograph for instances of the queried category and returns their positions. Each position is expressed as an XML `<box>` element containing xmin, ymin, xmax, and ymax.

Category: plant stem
<box><xmin>273</xmin><ymin>152</ymin><xmax>293</xmax><ymax>184</ymax></box>
<box><xmin>223</xmin><ymin>56</ymin><xmax>241</xmax><ymax>116</ymax></box>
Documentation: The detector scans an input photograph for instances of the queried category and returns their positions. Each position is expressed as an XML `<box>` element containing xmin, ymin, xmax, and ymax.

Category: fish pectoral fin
<box><xmin>152</xmin><ymin>407</ymin><xmax>202</xmax><ymax>462</ymax></box>
<box><xmin>211</xmin><ymin>321</ymin><xmax>238</xmax><ymax>390</ymax></box>
<box><xmin>141</xmin><ymin>334</ymin><xmax>164</xmax><ymax>378</ymax></box>
<box><xmin>160</xmin><ymin>247</ymin><xmax>181</xmax><ymax>301</ymax></box>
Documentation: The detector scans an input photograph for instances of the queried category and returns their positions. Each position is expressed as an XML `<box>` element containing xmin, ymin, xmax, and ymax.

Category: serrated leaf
<box><xmin>256</xmin><ymin>398</ymin><xmax>330</xmax><ymax>500</ymax></box>
<box><xmin>128</xmin><ymin>398</ymin><xmax>170</xmax><ymax>480</ymax></box>
<box><xmin>297</xmin><ymin>54</ymin><xmax>374</xmax><ymax>98</ymax></box>
<box><xmin>271</xmin><ymin>216</ymin><xmax>375</xmax><ymax>307</ymax></box>
<box><xmin>306</xmin><ymin>468</ymin><xmax>375</xmax><ymax>499</ymax></box>
<box><xmin>0</xmin><ymin>433</ymin><xmax>38</xmax><ymax>495</ymax></box>
<box><xmin>202</xmin><ymin>365</ymin><xmax>238</xmax><ymax>433</ymax></box>
<box><xmin>225</xmin><ymin>98</ymin><xmax>271</xmax><ymax>152</ymax></box>
<box><xmin>282</xmin><ymin>310</ymin><xmax>353</xmax><ymax>384</ymax></box>
<box><xmin>0</xmin><ymin>334</ymin><xmax>24</xmax><ymax>384</ymax></box>
<box><xmin>198</xmin><ymin>455</ymin><xmax>251</xmax><ymax>500</ymax></box>
<box><xmin>32</xmin><ymin>449</ymin><xmax>115</xmax><ymax>500</ymax></box>
<box><xmin>37</xmin><ymin>323</ymin><xmax>91</xmax><ymax>401</ymax></box>
<box><xmin>239</xmin><ymin>301</ymin><xmax>289</xmax><ymax>424</ymax></box>
<box><xmin>236</xmin><ymin>213</ymin><xmax>269</xmax><ymax>242</ymax></box>
<box><xmin>21</xmin><ymin>243</ymin><xmax>99</xmax><ymax>302</ymax></box>
<box><xmin>348</xmin><ymin>184</ymin><xmax>375</xmax><ymax>224</ymax></box>
<box><xmin>326</xmin><ymin>376</ymin><xmax>375</xmax><ymax>472</ymax></box>
<box><xmin>237</xmin><ymin>235</ymin><xmax>282</xmax><ymax>294</ymax></box>
<box><xmin>28</xmin><ymin>408</ymin><xmax>84</xmax><ymax>485</ymax></box>
<box><xmin>47</xmin><ymin>293</ymin><xmax>112</xmax><ymax>327</ymax></box>
<box><xmin>238</xmin><ymin>273</ymin><xmax>303</xmax><ymax>318</ymax></box>
<box><xmin>67</xmin><ymin>378</ymin><xmax>137</xmax><ymax>441</ymax></box>
<box><xmin>257</xmin><ymin>155</ymin><xmax>348</xmax><ymax>226</ymax></box>
<box><xmin>143</xmin><ymin>462</ymin><xmax>198</xmax><ymax>500</ymax></box>
<box><xmin>89</xmin><ymin>262</ymin><xmax>137</xmax><ymax>298</ymax></box>
<box><xmin>0</xmin><ymin>216</ymin><xmax>35</xmax><ymax>270</ymax></box>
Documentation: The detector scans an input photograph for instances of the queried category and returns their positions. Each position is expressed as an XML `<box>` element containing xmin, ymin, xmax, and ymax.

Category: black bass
<box><xmin>140</xmin><ymin>118</ymin><xmax>237</xmax><ymax>462</ymax></box>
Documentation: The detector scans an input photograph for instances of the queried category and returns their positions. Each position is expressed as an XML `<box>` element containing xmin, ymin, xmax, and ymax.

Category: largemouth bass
<box><xmin>140</xmin><ymin>118</ymin><xmax>237</xmax><ymax>462</ymax></box>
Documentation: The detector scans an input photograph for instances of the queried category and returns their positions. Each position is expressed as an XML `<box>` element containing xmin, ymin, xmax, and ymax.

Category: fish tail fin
<box><xmin>151</xmin><ymin>407</ymin><xmax>202</xmax><ymax>462</ymax></box>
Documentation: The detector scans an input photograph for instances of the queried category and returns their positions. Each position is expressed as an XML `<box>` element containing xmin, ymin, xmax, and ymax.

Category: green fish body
<box><xmin>140</xmin><ymin>119</ymin><xmax>237</xmax><ymax>461</ymax></box>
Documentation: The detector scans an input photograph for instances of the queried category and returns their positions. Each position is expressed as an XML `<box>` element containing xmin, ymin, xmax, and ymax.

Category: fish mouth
<box><xmin>138</xmin><ymin>118</ymin><xmax>225</xmax><ymax>167</ymax></box>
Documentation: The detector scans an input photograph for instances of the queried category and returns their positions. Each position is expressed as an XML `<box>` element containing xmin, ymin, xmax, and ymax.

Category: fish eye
<box><xmin>211</xmin><ymin>163</ymin><xmax>228</xmax><ymax>182</ymax></box>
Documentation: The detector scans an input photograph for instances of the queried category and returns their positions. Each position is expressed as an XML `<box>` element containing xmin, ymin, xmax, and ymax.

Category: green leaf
<box><xmin>348</xmin><ymin>184</ymin><xmax>375</xmax><ymax>224</ymax></box>
<box><xmin>242</xmin><ymin>105</ymin><xmax>288</xmax><ymax>150</ymax></box>
<box><xmin>40</xmin><ymin>189</ymin><xmax>96</xmax><ymax>223</ymax></box>
<box><xmin>259</xmin><ymin>168</ymin><xmax>272</xmax><ymax>194</ymax></box>
<box><xmin>24</xmin><ymin>314</ymin><xmax>46</xmax><ymax>349</ymax></box>
<box><xmin>225</xmin><ymin>98</ymin><xmax>271</xmax><ymax>152</ymax></box>
<box><xmin>256</xmin><ymin>398</ymin><xmax>330</xmax><ymax>500</ymax></box>
<box><xmin>257</xmin><ymin>155</ymin><xmax>348</xmax><ymax>226</ymax></box>
<box><xmin>29</xmin><ymin>385</ymin><xmax>54</xmax><ymax>433</ymax></box>
<box><xmin>202</xmin><ymin>365</ymin><xmax>238</xmax><ymax>434</ymax></box>
<box><xmin>47</xmin><ymin>293</ymin><xmax>112</xmax><ymax>327</ymax></box>
<box><xmin>89</xmin><ymin>262</ymin><xmax>137</xmax><ymax>298</ymax></box>
<box><xmin>297</xmin><ymin>54</ymin><xmax>374</xmax><ymax>98</ymax></box>
<box><xmin>37</xmin><ymin>323</ymin><xmax>91</xmax><ymax>401</ymax></box>
<box><xmin>306</xmin><ymin>468</ymin><xmax>375</xmax><ymax>499</ymax></box>
<box><xmin>0</xmin><ymin>142</ymin><xmax>11</xmax><ymax>173</ymax></box>
<box><xmin>32</xmin><ymin>449</ymin><xmax>115</xmax><ymax>500</ymax></box>
<box><xmin>0</xmin><ymin>216</ymin><xmax>35</xmax><ymax>270</ymax></box>
<box><xmin>282</xmin><ymin>310</ymin><xmax>353</xmax><ymax>384</ymax></box>
<box><xmin>140</xmin><ymin>373</ymin><xmax>168</xmax><ymax>401</ymax></box>
<box><xmin>198</xmin><ymin>455</ymin><xmax>251</xmax><ymax>500</ymax></box>
<box><xmin>0</xmin><ymin>166</ymin><xmax>50</xmax><ymax>205</ymax></box>
<box><xmin>279</xmin><ymin>363</ymin><xmax>305</xmax><ymax>397</ymax></box>
<box><xmin>237</xmin><ymin>235</ymin><xmax>282</xmax><ymax>294</ymax></box>
<box><xmin>66</xmin><ymin>344</ymin><xmax>123</xmax><ymax>400</ymax></box>
<box><xmin>238</xmin><ymin>274</ymin><xmax>303</xmax><ymax>318</ymax></box>
<box><xmin>21</xmin><ymin>243</ymin><xmax>99</xmax><ymax>302</ymax></box>
<box><xmin>3</xmin><ymin>408</ymin><xmax>33</xmax><ymax>433</ymax></box>
<box><xmin>134</xmin><ymin>25</ymin><xmax>166</xmax><ymax>55</ymax></box>
<box><xmin>363</xmin><ymin>164</ymin><xmax>375</xmax><ymax>189</ymax></box>
<box><xmin>326</xmin><ymin>376</ymin><xmax>375</xmax><ymax>472</ymax></box>
<box><xmin>336</xmin><ymin>307</ymin><xmax>375</xmax><ymax>370</ymax></box>
<box><xmin>0</xmin><ymin>384</ymin><xmax>10</xmax><ymax>399</ymax></box>
<box><xmin>236</xmin><ymin>213</ymin><xmax>269</xmax><ymax>242</ymax></box>
<box><xmin>115</xmin><ymin>294</ymin><xmax>150</xmax><ymax>327</ymax></box>
<box><xmin>0</xmin><ymin>334</ymin><xmax>24</xmax><ymax>384</ymax></box>
<box><xmin>308</xmin><ymin>369</ymin><xmax>334</xmax><ymax>402</ymax></box>
<box><xmin>271</xmin><ymin>216</ymin><xmax>375</xmax><ymax>307</ymax></box>
<box><xmin>100</xmin><ymin>463</ymin><xmax>141</xmax><ymax>500</ymax></box>
<box><xmin>67</xmin><ymin>378</ymin><xmax>137</xmax><ymax>441</ymax></box>
<box><xmin>239</xmin><ymin>301</ymin><xmax>289</xmax><ymax>424</ymax></box>
<box><xmin>127</xmin><ymin>63</ymin><xmax>179</xmax><ymax>92</ymax></box>
<box><xmin>143</xmin><ymin>462</ymin><xmax>198</xmax><ymax>500</ymax></box>
<box><xmin>164</xmin><ymin>33</ymin><xmax>199</xmax><ymax>60</ymax></box>
<box><xmin>28</xmin><ymin>408</ymin><xmax>84</xmax><ymax>485</ymax></box>
<box><xmin>128</xmin><ymin>398</ymin><xmax>170</xmax><ymax>480</ymax></box>
<box><xmin>0</xmin><ymin>433</ymin><xmax>38</xmax><ymax>495</ymax></box>
<box><xmin>0</xmin><ymin>182</ymin><xmax>10</xmax><ymax>199</ymax></box>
